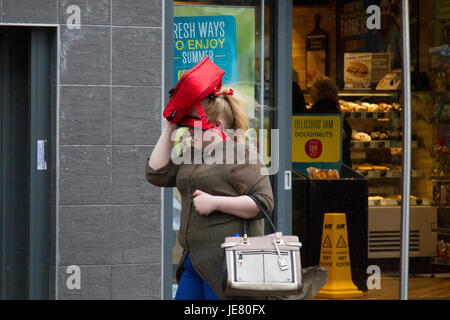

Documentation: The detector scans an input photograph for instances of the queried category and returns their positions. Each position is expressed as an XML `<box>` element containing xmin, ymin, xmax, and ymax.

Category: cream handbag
<box><xmin>221</xmin><ymin>194</ymin><xmax>303</xmax><ymax>297</ymax></box>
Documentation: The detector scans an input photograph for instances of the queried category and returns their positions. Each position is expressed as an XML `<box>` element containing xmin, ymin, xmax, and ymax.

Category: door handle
<box><xmin>284</xmin><ymin>170</ymin><xmax>291</xmax><ymax>190</ymax></box>
<box><xmin>37</xmin><ymin>139</ymin><xmax>47</xmax><ymax>170</ymax></box>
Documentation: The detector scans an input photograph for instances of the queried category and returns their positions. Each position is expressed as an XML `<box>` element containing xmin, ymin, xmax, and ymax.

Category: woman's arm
<box><xmin>192</xmin><ymin>190</ymin><xmax>259</xmax><ymax>219</ymax></box>
<box><xmin>148</xmin><ymin>119</ymin><xmax>178</xmax><ymax>170</ymax></box>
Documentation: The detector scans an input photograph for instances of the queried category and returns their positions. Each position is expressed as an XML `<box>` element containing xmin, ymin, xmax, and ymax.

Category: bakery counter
<box><xmin>350</xmin><ymin>140</ymin><xmax>418</xmax><ymax>149</ymax></box>
<box><xmin>368</xmin><ymin>206</ymin><xmax>437</xmax><ymax>259</ymax></box>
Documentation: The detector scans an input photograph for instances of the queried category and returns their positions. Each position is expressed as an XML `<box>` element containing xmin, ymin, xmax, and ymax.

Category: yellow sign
<box><xmin>316</xmin><ymin>213</ymin><xmax>363</xmax><ymax>299</ymax></box>
<box><xmin>292</xmin><ymin>115</ymin><xmax>342</xmax><ymax>163</ymax></box>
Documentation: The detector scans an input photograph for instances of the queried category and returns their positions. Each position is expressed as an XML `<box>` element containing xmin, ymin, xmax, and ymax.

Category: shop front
<box><xmin>0</xmin><ymin>0</ymin><xmax>448</xmax><ymax>300</ymax></box>
<box><xmin>167</xmin><ymin>0</ymin><xmax>450</xmax><ymax>300</ymax></box>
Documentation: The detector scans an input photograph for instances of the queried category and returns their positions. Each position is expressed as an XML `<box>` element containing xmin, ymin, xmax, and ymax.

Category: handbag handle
<box><xmin>243</xmin><ymin>194</ymin><xmax>278</xmax><ymax>235</ymax></box>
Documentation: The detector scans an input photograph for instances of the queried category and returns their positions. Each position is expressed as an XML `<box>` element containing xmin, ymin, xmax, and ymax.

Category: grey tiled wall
<box><xmin>0</xmin><ymin>0</ymin><xmax>163</xmax><ymax>299</ymax></box>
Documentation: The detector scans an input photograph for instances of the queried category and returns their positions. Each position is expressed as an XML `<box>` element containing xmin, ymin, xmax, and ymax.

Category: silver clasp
<box><xmin>273</xmin><ymin>234</ymin><xmax>288</xmax><ymax>271</ymax></box>
<box><xmin>241</xmin><ymin>234</ymin><xmax>250</xmax><ymax>245</ymax></box>
<box><xmin>238</xmin><ymin>252</ymin><xmax>244</xmax><ymax>266</ymax></box>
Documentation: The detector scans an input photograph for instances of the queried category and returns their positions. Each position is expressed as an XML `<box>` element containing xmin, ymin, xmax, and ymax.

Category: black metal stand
<box><xmin>292</xmin><ymin>164</ymin><xmax>369</xmax><ymax>291</ymax></box>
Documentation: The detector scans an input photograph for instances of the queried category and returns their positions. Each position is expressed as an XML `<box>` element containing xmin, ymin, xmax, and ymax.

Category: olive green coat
<box><xmin>146</xmin><ymin>142</ymin><xmax>274</xmax><ymax>299</ymax></box>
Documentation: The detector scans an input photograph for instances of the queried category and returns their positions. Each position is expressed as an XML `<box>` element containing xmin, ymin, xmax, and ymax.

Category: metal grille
<box><xmin>368</xmin><ymin>230</ymin><xmax>420</xmax><ymax>253</ymax></box>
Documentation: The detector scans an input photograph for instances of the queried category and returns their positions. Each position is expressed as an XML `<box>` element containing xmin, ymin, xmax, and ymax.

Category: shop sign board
<box><xmin>292</xmin><ymin>114</ymin><xmax>342</xmax><ymax>174</ymax></box>
<box><xmin>173</xmin><ymin>15</ymin><xmax>238</xmax><ymax>85</ymax></box>
<box><xmin>343</xmin><ymin>52</ymin><xmax>390</xmax><ymax>89</ymax></box>
<box><xmin>174</xmin><ymin>5</ymin><xmax>256</xmax><ymax>117</ymax></box>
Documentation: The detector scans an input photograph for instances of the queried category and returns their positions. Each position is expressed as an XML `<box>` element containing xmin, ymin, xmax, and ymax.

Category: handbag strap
<box><xmin>243</xmin><ymin>194</ymin><xmax>278</xmax><ymax>235</ymax></box>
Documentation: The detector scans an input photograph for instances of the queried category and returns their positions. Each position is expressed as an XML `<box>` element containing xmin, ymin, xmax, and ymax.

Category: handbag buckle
<box><xmin>274</xmin><ymin>232</ymin><xmax>284</xmax><ymax>244</ymax></box>
<box><xmin>238</xmin><ymin>252</ymin><xmax>244</xmax><ymax>266</ymax></box>
<box><xmin>273</xmin><ymin>235</ymin><xmax>289</xmax><ymax>271</ymax></box>
<box><xmin>241</xmin><ymin>234</ymin><xmax>250</xmax><ymax>245</ymax></box>
<box><xmin>273</xmin><ymin>232</ymin><xmax>284</xmax><ymax>245</ymax></box>
<box><xmin>278</xmin><ymin>257</ymin><xmax>289</xmax><ymax>271</ymax></box>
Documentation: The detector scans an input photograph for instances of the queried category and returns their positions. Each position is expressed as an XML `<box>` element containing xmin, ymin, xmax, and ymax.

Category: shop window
<box><xmin>291</xmin><ymin>0</ymin><xmax>450</xmax><ymax>300</ymax></box>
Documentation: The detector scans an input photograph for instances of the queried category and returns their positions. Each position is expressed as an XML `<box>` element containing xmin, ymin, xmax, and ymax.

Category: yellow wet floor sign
<box><xmin>316</xmin><ymin>213</ymin><xmax>363</xmax><ymax>299</ymax></box>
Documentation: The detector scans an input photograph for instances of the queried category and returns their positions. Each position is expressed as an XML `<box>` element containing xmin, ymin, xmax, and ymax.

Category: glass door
<box><xmin>163</xmin><ymin>0</ymin><xmax>285</xmax><ymax>299</ymax></box>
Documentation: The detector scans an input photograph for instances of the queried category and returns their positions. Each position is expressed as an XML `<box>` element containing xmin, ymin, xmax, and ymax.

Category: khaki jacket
<box><xmin>146</xmin><ymin>142</ymin><xmax>274</xmax><ymax>299</ymax></box>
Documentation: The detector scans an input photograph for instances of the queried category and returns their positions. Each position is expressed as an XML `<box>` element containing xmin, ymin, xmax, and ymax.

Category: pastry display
<box><xmin>339</xmin><ymin>100</ymin><xmax>401</xmax><ymax>112</ymax></box>
<box><xmin>306</xmin><ymin>167</ymin><xmax>340</xmax><ymax>179</ymax></box>
<box><xmin>352</xmin><ymin>130</ymin><xmax>371</xmax><ymax>141</ymax></box>
<box><xmin>370</xmin><ymin>131</ymin><xmax>387</xmax><ymax>140</ymax></box>
<box><xmin>369</xmin><ymin>195</ymin><xmax>420</xmax><ymax>200</ymax></box>
<box><xmin>352</xmin><ymin>163</ymin><xmax>403</xmax><ymax>171</ymax></box>
<box><xmin>353</xmin><ymin>163</ymin><xmax>391</xmax><ymax>171</ymax></box>
<box><xmin>368</xmin><ymin>196</ymin><xmax>384</xmax><ymax>201</ymax></box>
<box><xmin>352</xmin><ymin>129</ymin><xmax>408</xmax><ymax>141</ymax></box>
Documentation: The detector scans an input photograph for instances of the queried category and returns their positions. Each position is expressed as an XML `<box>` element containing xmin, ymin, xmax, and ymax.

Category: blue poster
<box><xmin>173</xmin><ymin>15</ymin><xmax>239</xmax><ymax>86</ymax></box>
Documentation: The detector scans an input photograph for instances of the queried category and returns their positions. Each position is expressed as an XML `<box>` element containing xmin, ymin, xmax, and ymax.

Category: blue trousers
<box><xmin>175</xmin><ymin>254</ymin><xmax>220</xmax><ymax>300</ymax></box>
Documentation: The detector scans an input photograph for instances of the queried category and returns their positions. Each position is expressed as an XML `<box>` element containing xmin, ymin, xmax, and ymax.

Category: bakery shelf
<box><xmin>342</xmin><ymin>111</ymin><xmax>399</xmax><ymax>119</ymax></box>
<box><xmin>350</xmin><ymin>140</ymin><xmax>418</xmax><ymax>149</ymax></box>
<box><xmin>369</xmin><ymin>198</ymin><xmax>431</xmax><ymax>207</ymax></box>
<box><xmin>355</xmin><ymin>169</ymin><xmax>422</xmax><ymax>178</ymax></box>
<box><xmin>339</xmin><ymin>90</ymin><xmax>400</xmax><ymax>97</ymax></box>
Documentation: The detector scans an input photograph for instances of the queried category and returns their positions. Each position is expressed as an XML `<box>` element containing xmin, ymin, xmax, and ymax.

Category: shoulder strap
<box><xmin>246</xmin><ymin>194</ymin><xmax>278</xmax><ymax>234</ymax></box>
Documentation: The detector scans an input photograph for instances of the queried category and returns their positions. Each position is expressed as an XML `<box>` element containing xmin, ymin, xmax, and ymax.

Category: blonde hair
<box><xmin>310</xmin><ymin>76</ymin><xmax>339</xmax><ymax>105</ymax></box>
<box><xmin>201</xmin><ymin>87</ymin><xmax>249</xmax><ymax>141</ymax></box>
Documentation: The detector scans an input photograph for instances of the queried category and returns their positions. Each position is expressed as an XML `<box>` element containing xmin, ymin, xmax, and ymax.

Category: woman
<box><xmin>308</xmin><ymin>76</ymin><xmax>352</xmax><ymax>168</ymax></box>
<box><xmin>146</xmin><ymin>83</ymin><xmax>274</xmax><ymax>299</ymax></box>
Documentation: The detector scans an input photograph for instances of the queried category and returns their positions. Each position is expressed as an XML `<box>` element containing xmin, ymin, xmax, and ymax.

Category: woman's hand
<box><xmin>148</xmin><ymin>119</ymin><xmax>178</xmax><ymax>171</ymax></box>
<box><xmin>192</xmin><ymin>190</ymin><xmax>218</xmax><ymax>216</ymax></box>
<box><xmin>163</xmin><ymin>119</ymin><xmax>178</xmax><ymax>134</ymax></box>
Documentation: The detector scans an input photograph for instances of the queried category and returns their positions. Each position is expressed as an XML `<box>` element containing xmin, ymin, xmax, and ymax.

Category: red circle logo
<box><xmin>305</xmin><ymin>139</ymin><xmax>323</xmax><ymax>159</ymax></box>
